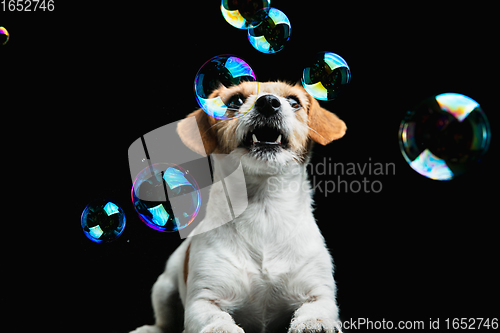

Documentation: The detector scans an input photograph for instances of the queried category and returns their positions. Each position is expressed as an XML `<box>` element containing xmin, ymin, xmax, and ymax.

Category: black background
<box><xmin>2</xmin><ymin>1</ymin><xmax>498</xmax><ymax>332</ymax></box>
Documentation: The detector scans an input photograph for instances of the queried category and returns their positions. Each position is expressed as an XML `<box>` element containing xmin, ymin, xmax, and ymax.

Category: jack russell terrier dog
<box><xmin>131</xmin><ymin>81</ymin><xmax>347</xmax><ymax>333</ymax></box>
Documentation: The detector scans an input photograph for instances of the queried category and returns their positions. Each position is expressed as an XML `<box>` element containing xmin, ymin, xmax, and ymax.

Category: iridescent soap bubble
<box><xmin>221</xmin><ymin>0</ymin><xmax>271</xmax><ymax>29</ymax></box>
<box><xmin>195</xmin><ymin>55</ymin><xmax>259</xmax><ymax>120</ymax></box>
<box><xmin>302</xmin><ymin>52</ymin><xmax>351</xmax><ymax>101</ymax></box>
<box><xmin>131</xmin><ymin>163</ymin><xmax>201</xmax><ymax>232</ymax></box>
<box><xmin>81</xmin><ymin>199</ymin><xmax>126</xmax><ymax>243</ymax></box>
<box><xmin>0</xmin><ymin>27</ymin><xmax>9</xmax><ymax>46</ymax></box>
<box><xmin>248</xmin><ymin>8</ymin><xmax>291</xmax><ymax>54</ymax></box>
<box><xmin>399</xmin><ymin>93</ymin><xmax>491</xmax><ymax>181</ymax></box>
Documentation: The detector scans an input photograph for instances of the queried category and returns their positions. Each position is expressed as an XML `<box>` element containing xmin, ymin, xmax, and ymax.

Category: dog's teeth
<box><xmin>252</xmin><ymin>134</ymin><xmax>258</xmax><ymax>143</ymax></box>
<box><xmin>276</xmin><ymin>134</ymin><xmax>282</xmax><ymax>143</ymax></box>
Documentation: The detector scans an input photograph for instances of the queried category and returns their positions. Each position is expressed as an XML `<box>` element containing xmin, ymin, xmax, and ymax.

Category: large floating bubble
<box><xmin>398</xmin><ymin>93</ymin><xmax>491</xmax><ymax>180</ymax></box>
<box><xmin>194</xmin><ymin>55</ymin><xmax>259</xmax><ymax>120</ymax></box>
<box><xmin>81</xmin><ymin>199</ymin><xmax>126</xmax><ymax>243</ymax></box>
<box><xmin>247</xmin><ymin>8</ymin><xmax>291</xmax><ymax>54</ymax></box>
<box><xmin>131</xmin><ymin>163</ymin><xmax>201</xmax><ymax>232</ymax></box>
<box><xmin>302</xmin><ymin>52</ymin><xmax>351</xmax><ymax>101</ymax></box>
<box><xmin>221</xmin><ymin>0</ymin><xmax>271</xmax><ymax>29</ymax></box>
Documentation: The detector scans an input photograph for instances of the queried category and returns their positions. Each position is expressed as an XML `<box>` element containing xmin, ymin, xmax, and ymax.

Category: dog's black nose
<box><xmin>255</xmin><ymin>94</ymin><xmax>281</xmax><ymax>117</ymax></box>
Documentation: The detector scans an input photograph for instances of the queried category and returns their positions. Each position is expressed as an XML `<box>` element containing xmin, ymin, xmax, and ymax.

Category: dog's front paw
<box><xmin>288</xmin><ymin>318</ymin><xmax>341</xmax><ymax>333</ymax></box>
<box><xmin>201</xmin><ymin>321</ymin><xmax>245</xmax><ymax>333</ymax></box>
<box><xmin>129</xmin><ymin>325</ymin><xmax>164</xmax><ymax>333</ymax></box>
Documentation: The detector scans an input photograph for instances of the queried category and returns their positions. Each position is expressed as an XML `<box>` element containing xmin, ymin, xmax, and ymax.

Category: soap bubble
<box><xmin>194</xmin><ymin>55</ymin><xmax>259</xmax><ymax>120</ymax></box>
<box><xmin>247</xmin><ymin>8</ymin><xmax>291</xmax><ymax>54</ymax></box>
<box><xmin>0</xmin><ymin>27</ymin><xmax>9</xmax><ymax>46</ymax></box>
<box><xmin>221</xmin><ymin>0</ymin><xmax>271</xmax><ymax>29</ymax></box>
<box><xmin>81</xmin><ymin>199</ymin><xmax>126</xmax><ymax>243</ymax></box>
<box><xmin>399</xmin><ymin>93</ymin><xmax>491</xmax><ymax>181</ymax></box>
<box><xmin>302</xmin><ymin>52</ymin><xmax>351</xmax><ymax>101</ymax></box>
<box><xmin>131</xmin><ymin>163</ymin><xmax>201</xmax><ymax>232</ymax></box>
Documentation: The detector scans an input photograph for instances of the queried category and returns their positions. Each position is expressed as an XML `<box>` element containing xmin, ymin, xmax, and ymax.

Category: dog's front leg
<box><xmin>288</xmin><ymin>287</ymin><xmax>341</xmax><ymax>333</ymax></box>
<box><xmin>185</xmin><ymin>298</ymin><xmax>244</xmax><ymax>333</ymax></box>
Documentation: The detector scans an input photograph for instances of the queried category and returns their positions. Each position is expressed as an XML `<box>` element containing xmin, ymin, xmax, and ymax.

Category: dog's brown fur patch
<box><xmin>306</xmin><ymin>94</ymin><xmax>347</xmax><ymax>145</ymax></box>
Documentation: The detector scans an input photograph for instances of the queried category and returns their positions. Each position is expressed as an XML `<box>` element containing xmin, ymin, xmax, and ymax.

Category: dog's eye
<box><xmin>227</xmin><ymin>94</ymin><xmax>245</xmax><ymax>109</ymax></box>
<box><xmin>287</xmin><ymin>96</ymin><xmax>301</xmax><ymax>110</ymax></box>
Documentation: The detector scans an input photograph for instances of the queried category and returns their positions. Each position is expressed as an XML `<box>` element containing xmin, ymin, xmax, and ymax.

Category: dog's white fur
<box><xmin>131</xmin><ymin>82</ymin><xmax>346</xmax><ymax>333</ymax></box>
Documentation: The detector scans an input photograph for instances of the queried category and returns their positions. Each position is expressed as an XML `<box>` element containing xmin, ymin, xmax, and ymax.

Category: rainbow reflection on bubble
<box><xmin>435</xmin><ymin>93</ymin><xmax>479</xmax><ymax>123</ymax></box>
<box><xmin>409</xmin><ymin>149</ymin><xmax>453</xmax><ymax>180</ymax></box>
<box><xmin>194</xmin><ymin>55</ymin><xmax>259</xmax><ymax>120</ymax></box>
<box><xmin>302</xmin><ymin>52</ymin><xmax>351</xmax><ymax>101</ymax></box>
<box><xmin>221</xmin><ymin>6</ymin><xmax>246</xmax><ymax>29</ymax></box>
<box><xmin>399</xmin><ymin>93</ymin><xmax>490</xmax><ymax>181</ymax></box>
<box><xmin>0</xmin><ymin>27</ymin><xmax>9</xmax><ymax>46</ymax></box>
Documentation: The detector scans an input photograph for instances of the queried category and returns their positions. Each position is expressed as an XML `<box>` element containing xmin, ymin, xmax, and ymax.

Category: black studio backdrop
<box><xmin>3</xmin><ymin>1</ymin><xmax>497</xmax><ymax>332</ymax></box>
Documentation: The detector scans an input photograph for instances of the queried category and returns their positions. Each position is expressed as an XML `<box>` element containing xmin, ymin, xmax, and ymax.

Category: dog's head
<box><xmin>178</xmin><ymin>81</ymin><xmax>346</xmax><ymax>172</ymax></box>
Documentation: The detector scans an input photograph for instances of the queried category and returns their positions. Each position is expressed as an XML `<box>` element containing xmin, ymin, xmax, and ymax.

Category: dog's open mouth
<box><xmin>240</xmin><ymin>125</ymin><xmax>289</xmax><ymax>151</ymax></box>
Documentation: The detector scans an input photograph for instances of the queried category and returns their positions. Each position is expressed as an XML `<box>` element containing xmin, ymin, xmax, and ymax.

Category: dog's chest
<box><xmin>246</xmin><ymin>246</ymin><xmax>289</xmax><ymax>286</ymax></box>
<box><xmin>233</xmin><ymin>186</ymin><xmax>312</xmax><ymax>302</ymax></box>
<box><xmin>232</xmin><ymin>247</ymin><xmax>301</xmax><ymax>333</ymax></box>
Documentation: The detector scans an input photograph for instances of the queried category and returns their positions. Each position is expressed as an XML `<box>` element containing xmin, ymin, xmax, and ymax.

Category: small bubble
<box><xmin>81</xmin><ymin>199</ymin><xmax>126</xmax><ymax>243</ymax></box>
<box><xmin>302</xmin><ymin>52</ymin><xmax>351</xmax><ymax>101</ymax></box>
<box><xmin>247</xmin><ymin>8</ymin><xmax>291</xmax><ymax>54</ymax></box>
<box><xmin>194</xmin><ymin>55</ymin><xmax>259</xmax><ymax>120</ymax></box>
<box><xmin>221</xmin><ymin>0</ymin><xmax>271</xmax><ymax>29</ymax></box>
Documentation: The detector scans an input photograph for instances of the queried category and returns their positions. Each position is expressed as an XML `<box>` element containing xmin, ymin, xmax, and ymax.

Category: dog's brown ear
<box><xmin>307</xmin><ymin>96</ymin><xmax>347</xmax><ymax>145</ymax></box>
<box><xmin>177</xmin><ymin>108</ymin><xmax>217</xmax><ymax>155</ymax></box>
